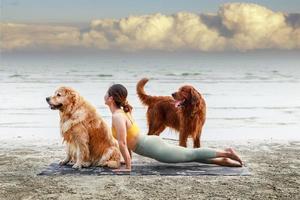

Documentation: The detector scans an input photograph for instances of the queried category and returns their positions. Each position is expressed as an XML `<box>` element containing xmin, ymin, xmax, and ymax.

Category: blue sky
<box><xmin>1</xmin><ymin>0</ymin><xmax>300</xmax><ymax>23</ymax></box>
<box><xmin>1</xmin><ymin>1</ymin><xmax>300</xmax><ymax>53</ymax></box>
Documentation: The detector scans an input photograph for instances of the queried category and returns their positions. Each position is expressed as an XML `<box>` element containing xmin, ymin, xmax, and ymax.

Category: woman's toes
<box><xmin>226</xmin><ymin>148</ymin><xmax>243</xmax><ymax>165</ymax></box>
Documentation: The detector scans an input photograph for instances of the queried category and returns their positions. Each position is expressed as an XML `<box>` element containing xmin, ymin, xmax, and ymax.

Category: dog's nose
<box><xmin>46</xmin><ymin>97</ymin><xmax>50</xmax><ymax>102</ymax></box>
<box><xmin>172</xmin><ymin>93</ymin><xmax>176</xmax><ymax>98</ymax></box>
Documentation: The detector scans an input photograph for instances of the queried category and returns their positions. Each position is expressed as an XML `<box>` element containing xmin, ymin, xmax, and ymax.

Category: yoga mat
<box><xmin>38</xmin><ymin>162</ymin><xmax>250</xmax><ymax>176</ymax></box>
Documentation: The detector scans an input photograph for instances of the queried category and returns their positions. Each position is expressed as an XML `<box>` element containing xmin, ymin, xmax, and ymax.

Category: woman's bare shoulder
<box><xmin>112</xmin><ymin>112</ymin><xmax>126</xmax><ymax>124</ymax></box>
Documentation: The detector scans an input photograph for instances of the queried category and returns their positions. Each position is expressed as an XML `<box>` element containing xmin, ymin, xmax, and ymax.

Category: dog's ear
<box><xmin>190</xmin><ymin>88</ymin><xmax>200</xmax><ymax>105</ymax></box>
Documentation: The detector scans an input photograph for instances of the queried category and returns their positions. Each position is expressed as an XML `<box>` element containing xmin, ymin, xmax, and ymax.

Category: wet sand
<box><xmin>0</xmin><ymin>138</ymin><xmax>299</xmax><ymax>200</ymax></box>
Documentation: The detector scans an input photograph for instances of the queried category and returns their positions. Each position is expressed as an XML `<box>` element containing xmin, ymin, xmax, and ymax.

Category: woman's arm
<box><xmin>128</xmin><ymin>148</ymin><xmax>132</xmax><ymax>158</ymax></box>
<box><xmin>112</xmin><ymin>114</ymin><xmax>132</xmax><ymax>171</ymax></box>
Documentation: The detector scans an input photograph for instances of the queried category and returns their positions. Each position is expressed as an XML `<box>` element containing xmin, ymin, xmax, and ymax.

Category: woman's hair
<box><xmin>108</xmin><ymin>84</ymin><xmax>133</xmax><ymax>113</ymax></box>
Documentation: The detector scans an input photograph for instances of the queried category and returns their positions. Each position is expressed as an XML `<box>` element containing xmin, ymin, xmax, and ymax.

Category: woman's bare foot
<box><xmin>225</xmin><ymin>148</ymin><xmax>243</xmax><ymax>166</ymax></box>
<box><xmin>209</xmin><ymin>158</ymin><xmax>242</xmax><ymax>167</ymax></box>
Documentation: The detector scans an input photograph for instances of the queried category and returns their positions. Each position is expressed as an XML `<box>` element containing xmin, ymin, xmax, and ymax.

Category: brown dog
<box><xmin>46</xmin><ymin>86</ymin><xmax>121</xmax><ymax>169</ymax></box>
<box><xmin>137</xmin><ymin>78</ymin><xmax>206</xmax><ymax>148</ymax></box>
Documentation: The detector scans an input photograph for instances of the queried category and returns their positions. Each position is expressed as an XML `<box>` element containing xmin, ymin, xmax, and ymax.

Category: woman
<box><xmin>104</xmin><ymin>84</ymin><xmax>243</xmax><ymax>172</ymax></box>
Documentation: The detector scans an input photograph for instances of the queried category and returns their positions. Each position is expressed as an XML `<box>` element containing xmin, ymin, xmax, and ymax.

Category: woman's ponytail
<box><xmin>122</xmin><ymin>100</ymin><xmax>133</xmax><ymax>113</ymax></box>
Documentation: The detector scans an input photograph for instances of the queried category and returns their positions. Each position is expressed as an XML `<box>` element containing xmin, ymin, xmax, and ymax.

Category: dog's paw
<box><xmin>72</xmin><ymin>163</ymin><xmax>82</xmax><ymax>169</ymax></box>
<box><xmin>82</xmin><ymin>161</ymin><xmax>91</xmax><ymax>167</ymax></box>
<box><xmin>67</xmin><ymin>159</ymin><xmax>75</xmax><ymax>165</ymax></box>
<box><xmin>59</xmin><ymin>159</ymin><xmax>69</xmax><ymax>166</ymax></box>
<box><xmin>106</xmin><ymin>160</ymin><xmax>120</xmax><ymax>169</ymax></box>
<box><xmin>97</xmin><ymin>161</ymin><xmax>107</xmax><ymax>167</ymax></box>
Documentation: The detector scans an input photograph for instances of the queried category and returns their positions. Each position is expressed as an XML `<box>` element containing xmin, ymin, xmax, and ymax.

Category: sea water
<box><xmin>0</xmin><ymin>52</ymin><xmax>299</xmax><ymax>141</ymax></box>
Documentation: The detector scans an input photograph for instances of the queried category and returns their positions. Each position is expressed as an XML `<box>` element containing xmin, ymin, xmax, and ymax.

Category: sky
<box><xmin>1</xmin><ymin>0</ymin><xmax>300</xmax><ymax>54</ymax></box>
<box><xmin>1</xmin><ymin>0</ymin><xmax>300</xmax><ymax>23</ymax></box>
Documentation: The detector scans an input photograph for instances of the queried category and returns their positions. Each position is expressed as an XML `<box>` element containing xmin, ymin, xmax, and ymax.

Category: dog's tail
<box><xmin>136</xmin><ymin>78</ymin><xmax>155</xmax><ymax>106</ymax></box>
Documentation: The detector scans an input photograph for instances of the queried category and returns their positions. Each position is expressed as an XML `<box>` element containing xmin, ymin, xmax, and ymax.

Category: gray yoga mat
<box><xmin>38</xmin><ymin>162</ymin><xmax>251</xmax><ymax>176</ymax></box>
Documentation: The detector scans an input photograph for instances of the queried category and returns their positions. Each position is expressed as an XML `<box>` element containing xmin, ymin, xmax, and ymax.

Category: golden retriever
<box><xmin>46</xmin><ymin>86</ymin><xmax>121</xmax><ymax>169</ymax></box>
<box><xmin>137</xmin><ymin>78</ymin><xmax>206</xmax><ymax>148</ymax></box>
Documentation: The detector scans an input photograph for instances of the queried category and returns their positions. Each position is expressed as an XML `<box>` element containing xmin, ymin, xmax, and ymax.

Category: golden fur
<box><xmin>46</xmin><ymin>86</ymin><xmax>121</xmax><ymax>169</ymax></box>
<box><xmin>137</xmin><ymin>78</ymin><xmax>206</xmax><ymax>148</ymax></box>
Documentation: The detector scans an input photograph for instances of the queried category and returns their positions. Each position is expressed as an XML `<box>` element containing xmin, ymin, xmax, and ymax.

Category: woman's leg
<box><xmin>134</xmin><ymin>135</ymin><xmax>243</xmax><ymax>166</ymax></box>
<box><xmin>134</xmin><ymin>135</ymin><xmax>215</xmax><ymax>163</ymax></box>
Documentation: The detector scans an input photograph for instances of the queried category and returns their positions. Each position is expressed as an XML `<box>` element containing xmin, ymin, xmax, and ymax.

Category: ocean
<box><xmin>1</xmin><ymin>52</ymin><xmax>299</xmax><ymax>141</ymax></box>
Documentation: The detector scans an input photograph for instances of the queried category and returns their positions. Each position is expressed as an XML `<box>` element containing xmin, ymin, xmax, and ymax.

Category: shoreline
<box><xmin>0</xmin><ymin>138</ymin><xmax>299</xmax><ymax>199</ymax></box>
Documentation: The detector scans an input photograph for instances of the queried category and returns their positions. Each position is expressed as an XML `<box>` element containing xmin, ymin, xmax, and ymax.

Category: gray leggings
<box><xmin>133</xmin><ymin>134</ymin><xmax>217</xmax><ymax>163</ymax></box>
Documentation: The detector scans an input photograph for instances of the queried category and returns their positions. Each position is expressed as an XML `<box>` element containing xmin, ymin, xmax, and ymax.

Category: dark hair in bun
<box><xmin>108</xmin><ymin>84</ymin><xmax>133</xmax><ymax>113</ymax></box>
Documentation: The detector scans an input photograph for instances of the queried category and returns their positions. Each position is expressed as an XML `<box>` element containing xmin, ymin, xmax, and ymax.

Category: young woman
<box><xmin>104</xmin><ymin>84</ymin><xmax>243</xmax><ymax>172</ymax></box>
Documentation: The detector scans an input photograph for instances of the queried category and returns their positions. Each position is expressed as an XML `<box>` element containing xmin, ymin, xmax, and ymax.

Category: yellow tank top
<box><xmin>111</xmin><ymin>111</ymin><xmax>140</xmax><ymax>141</ymax></box>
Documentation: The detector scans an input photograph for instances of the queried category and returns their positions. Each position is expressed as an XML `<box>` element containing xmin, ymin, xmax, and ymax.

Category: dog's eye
<box><xmin>57</xmin><ymin>93</ymin><xmax>61</xmax><ymax>97</ymax></box>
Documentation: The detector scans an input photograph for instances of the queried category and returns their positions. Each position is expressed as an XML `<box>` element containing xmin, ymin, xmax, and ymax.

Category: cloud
<box><xmin>219</xmin><ymin>3</ymin><xmax>300</xmax><ymax>50</ymax></box>
<box><xmin>0</xmin><ymin>23</ymin><xmax>81</xmax><ymax>52</ymax></box>
<box><xmin>1</xmin><ymin>3</ymin><xmax>300</xmax><ymax>52</ymax></box>
<box><xmin>82</xmin><ymin>12</ymin><xmax>226</xmax><ymax>51</ymax></box>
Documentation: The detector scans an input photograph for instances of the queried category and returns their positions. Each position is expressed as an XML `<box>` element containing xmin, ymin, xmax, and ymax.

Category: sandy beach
<box><xmin>0</xmin><ymin>138</ymin><xmax>299</xmax><ymax>200</ymax></box>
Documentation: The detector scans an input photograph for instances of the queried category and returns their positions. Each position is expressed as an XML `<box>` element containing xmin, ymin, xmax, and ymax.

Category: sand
<box><xmin>0</xmin><ymin>138</ymin><xmax>299</xmax><ymax>200</ymax></box>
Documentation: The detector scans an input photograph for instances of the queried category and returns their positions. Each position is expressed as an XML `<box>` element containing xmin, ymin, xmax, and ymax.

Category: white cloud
<box><xmin>1</xmin><ymin>3</ymin><xmax>300</xmax><ymax>52</ymax></box>
<box><xmin>0</xmin><ymin>23</ymin><xmax>81</xmax><ymax>51</ymax></box>
<box><xmin>219</xmin><ymin>3</ymin><xmax>299</xmax><ymax>50</ymax></box>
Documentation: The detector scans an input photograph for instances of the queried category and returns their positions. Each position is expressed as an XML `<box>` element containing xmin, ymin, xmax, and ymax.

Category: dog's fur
<box><xmin>46</xmin><ymin>86</ymin><xmax>121</xmax><ymax>169</ymax></box>
<box><xmin>137</xmin><ymin>78</ymin><xmax>206</xmax><ymax>148</ymax></box>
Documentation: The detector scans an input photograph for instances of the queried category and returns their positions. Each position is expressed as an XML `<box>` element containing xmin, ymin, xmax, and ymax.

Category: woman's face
<box><xmin>104</xmin><ymin>92</ymin><xmax>113</xmax><ymax>106</ymax></box>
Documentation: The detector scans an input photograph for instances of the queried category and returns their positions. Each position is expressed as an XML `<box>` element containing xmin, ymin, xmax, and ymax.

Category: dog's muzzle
<box><xmin>46</xmin><ymin>97</ymin><xmax>63</xmax><ymax>110</ymax></box>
